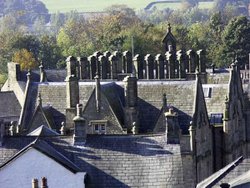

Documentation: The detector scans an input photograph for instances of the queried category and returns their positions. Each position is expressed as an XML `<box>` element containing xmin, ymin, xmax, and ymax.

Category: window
<box><xmin>91</xmin><ymin>120</ymin><xmax>107</xmax><ymax>134</ymax></box>
<box><xmin>210</xmin><ymin>113</ymin><xmax>223</xmax><ymax>125</ymax></box>
<box><xmin>203</xmin><ymin>87</ymin><xmax>212</xmax><ymax>98</ymax></box>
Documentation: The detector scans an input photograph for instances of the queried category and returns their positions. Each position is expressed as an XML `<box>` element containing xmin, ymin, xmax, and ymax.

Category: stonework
<box><xmin>0</xmin><ymin>25</ymin><xmax>249</xmax><ymax>188</ymax></box>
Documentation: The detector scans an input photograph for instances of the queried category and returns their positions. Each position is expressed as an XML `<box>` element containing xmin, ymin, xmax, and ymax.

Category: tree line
<box><xmin>0</xmin><ymin>0</ymin><xmax>249</xmax><ymax>79</ymax></box>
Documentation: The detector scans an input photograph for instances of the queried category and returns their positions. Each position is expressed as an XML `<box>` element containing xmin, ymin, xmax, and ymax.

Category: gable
<box><xmin>28</xmin><ymin>106</ymin><xmax>52</xmax><ymax>133</ymax></box>
<box><xmin>0</xmin><ymin>148</ymin><xmax>85</xmax><ymax>188</ymax></box>
<box><xmin>83</xmin><ymin>89</ymin><xmax>124</xmax><ymax>134</ymax></box>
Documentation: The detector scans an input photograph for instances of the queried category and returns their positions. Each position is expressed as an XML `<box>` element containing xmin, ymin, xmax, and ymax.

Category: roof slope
<box><xmin>196</xmin><ymin>156</ymin><xmax>250</xmax><ymax>188</ymax></box>
<box><xmin>0</xmin><ymin>91</ymin><xmax>21</xmax><ymax>118</ymax></box>
<box><xmin>0</xmin><ymin>134</ymin><xmax>185</xmax><ymax>187</ymax></box>
<box><xmin>0</xmin><ymin>138</ymin><xmax>82</xmax><ymax>173</ymax></box>
<box><xmin>203</xmin><ymin>84</ymin><xmax>228</xmax><ymax>114</ymax></box>
<box><xmin>28</xmin><ymin>125</ymin><xmax>59</xmax><ymax>136</ymax></box>
<box><xmin>137</xmin><ymin>80</ymin><xmax>196</xmax><ymax>133</ymax></box>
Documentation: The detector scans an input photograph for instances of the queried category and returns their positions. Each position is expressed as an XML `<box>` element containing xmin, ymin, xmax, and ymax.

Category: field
<box><xmin>40</xmin><ymin>0</ymin><xmax>214</xmax><ymax>13</ymax></box>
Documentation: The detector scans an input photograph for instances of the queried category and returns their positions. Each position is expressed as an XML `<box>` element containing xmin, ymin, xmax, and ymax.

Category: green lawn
<box><xmin>40</xmin><ymin>0</ymin><xmax>153</xmax><ymax>13</ymax></box>
<box><xmin>40</xmin><ymin>0</ymin><xmax>214</xmax><ymax>13</ymax></box>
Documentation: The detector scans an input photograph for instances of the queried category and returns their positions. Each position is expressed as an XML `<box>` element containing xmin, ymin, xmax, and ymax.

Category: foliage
<box><xmin>12</xmin><ymin>49</ymin><xmax>37</xmax><ymax>70</ymax></box>
<box><xmin>221</xmin><ymin>16</ymin><xmax>250</xmax><ymax>67</ymax></box>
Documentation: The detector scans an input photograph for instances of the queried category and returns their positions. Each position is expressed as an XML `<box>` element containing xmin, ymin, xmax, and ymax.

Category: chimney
<box><xmin>73</xmin><ymin>104</ymin><xmax>86</xmax><ymax>145</ymax></box>
<box><xmin>32</xmin><ymin>178</ymin><xmax>38</xmax><ymax>188</ymax></box>
<box><xmin>123</xmin><ymin>76</ymin><xmax>139</xmax><ymax>133</ymax></box>
<box><xmin>39</xmin><ymin>62</ymin><xmax>47</xmax><ymax>82</ymax></box>
<box><xmin>41</xmin><ymin>177</ymin><xmax>48</xmax><ymax>188</ymax></box>
<box><xmin>65</xmin><ymin>57</ymin><xmax>79</xmax><ymax>130</ymax></box>
<box><xmin>65</xmin><ymin>75</ymin><xmax>79</xmax><ymax>109</ymax></box>
<box><xmin>165</xmin><ymin>107</ymin><xmax>180</xmax><ymax>144</ymax></box>
<box><xmin>95</xmin><ymin>73</ymin><xmax>101</xmax><ymax>112</ymax></box>
<box><xmin>8</xmin><ymin>62</ymin><xmax>21</xmax><ymax>82</ymax></box>
<box><xmin>66</xmin><ymin>56</ymin><xmax>77</xmax><ymax>77</ymax></box>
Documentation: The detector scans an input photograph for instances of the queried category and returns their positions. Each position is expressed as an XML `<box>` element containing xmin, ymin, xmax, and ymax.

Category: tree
<box><xmin>38</xmin><ymin>35</ymin><xmax>62</xmax><ymax>69</ymax></box>
<box><xmin>221</xmin><ymin>16</ymin><xmax>250</xmax><ymax>67</ymax></box>
<box><xmin>12</xmin><ymin>49</ymin><xmax>37</xmax><ymax>70</ymax></box>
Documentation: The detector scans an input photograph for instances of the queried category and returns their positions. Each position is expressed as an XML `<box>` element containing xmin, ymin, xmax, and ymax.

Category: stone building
<box><xmin>0</xmin><ymin>25</ymin><xmax>249</xmax><ymax>188</ymax></box>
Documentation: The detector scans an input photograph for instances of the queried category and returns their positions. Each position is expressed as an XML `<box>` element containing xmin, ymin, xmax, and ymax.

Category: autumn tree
<box><xmin>12</xmin><ymin>49</ymin><xmax>37</xmax><ymax>70</ymax></box>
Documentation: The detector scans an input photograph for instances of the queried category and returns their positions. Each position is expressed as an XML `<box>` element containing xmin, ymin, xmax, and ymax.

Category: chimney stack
<box><xmin>123</xmin><ymin>76</ymin><xmax>139</xmax><ymax>133</ymax></box>
<box><xmin>32</xmin><ymin>178</ymin><xmax>38</xmax><ymax>188</ymax></box>
<box><xmin>41</xmin><ymin>177</ymin><xmax>48</xmax><ymax>188</ymax></box>
<box><xmin>165</xmin><ymin>107</ymin><xmax>180</xmax><ymax>144</ymax></box>
<box><xmin>73</xmin><ymin>104</ymin><xmax>86</xmax><ymax>145</ymax></box>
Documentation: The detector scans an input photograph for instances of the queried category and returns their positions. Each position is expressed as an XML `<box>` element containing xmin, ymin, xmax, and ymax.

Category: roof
<box><xmin>100</xmin><ymin>83</ymin><xmax>125</xmax><ymax>125</ymax></box>
<box><xmin>137</xmin><ymin>80</ymin><xmax>196</xmax><ymax>133</ymax></box>
<box><xmin>28</xmin><ymin>125</ymin><xmax>59</xmax><ymax>136</ymax></box>
<box><xmin>0</xmin><ymin>138</ymin><xmax>82</xmax><ymax>173</ymax></box>
<box><xmin>0</xmin><ymin>91</ymin><xmax>21</xmax><ymax>118</ymax></box>
<box><xmin>203</xmin><ymin>84</ymin><xmax>228</xmax><ymax>115</ymax></box>
<box><xmin>196</xmin><ymin>156</ymin><xmax>250</xmax><ymax>188</ymax></box>
<box><xmin>229</xmin><ymin>170</ymin><xmax>250</xmax><ymax>187</ymax></box>
<box><xmin>0</xmin><ymin>134</ymin><xmax>185</xmax><ymax>187</ymax></box>
<box><xmin>20</xmin><ymin>69</ymin><xmax>67</xmax><ymax>82</ymax></box>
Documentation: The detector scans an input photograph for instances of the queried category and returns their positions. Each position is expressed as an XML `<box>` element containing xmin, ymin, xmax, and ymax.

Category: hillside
<box><xmin>40</xmin><ymin>0</ymin><xmax>214</xmax><ymax>13</ymax></box>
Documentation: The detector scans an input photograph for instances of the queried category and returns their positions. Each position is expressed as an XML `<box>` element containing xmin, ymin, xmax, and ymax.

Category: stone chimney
<box><xmin>165</xmin><ymin>107</ymin><xmax>180</xmax><ymax>144</ymax></box>
<box><xmin>39</xmin><ymin>62</ymin><xmax>47</xmax><ymax>82</ymax></box>
<box><xmin>32</xmin><ymin>178</ymin><xmax>38</xmax><ymax>188</ymax></box>
<box><xmin>65</xmin><ymin>75</ymin><xmax>79</xmax><ymax>109</ymax></box>
<box><xmin>8</xmin><ymin>62</ymin><xmax>21</xmax><ymax>82</ymax></box>
<box><xmin>41</xmin><ymin>177</ymin><xmax>48</xmax><ymax>188</ymax></box>
<box><xmin>65</xmin><ymin>56</ymin><xmax>79</xmax><ymax>130</ymax></box>
<box><xmin>73</xmin><ymin>104</ymin><xmax>86</xmax><ymax>145</ymax></box>
<box><xmin>123</xmin><ymin>76</ymin><xmax>139</xmax><ymax>133</ymax></box>
<box><xmin>66</xmin><ymin>56</ymin><xmax>77</xmax><ymax>77</ymax></box>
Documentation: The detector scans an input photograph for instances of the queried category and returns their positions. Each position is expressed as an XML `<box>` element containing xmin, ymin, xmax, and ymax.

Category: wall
<box><xmin>0</xmin><ymin>148</ymin><xmax>85</xmax><ymax>188</ymax></box>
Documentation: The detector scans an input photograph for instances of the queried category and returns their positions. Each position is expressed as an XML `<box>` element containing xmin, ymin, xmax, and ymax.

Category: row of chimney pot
<box><xmin>61</xmin><ymin>49</ymin><xmax>206</xmax><ymax>81</ymax></box>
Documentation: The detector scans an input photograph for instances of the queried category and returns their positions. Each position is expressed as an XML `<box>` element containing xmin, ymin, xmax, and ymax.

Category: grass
<box><xmin>40</xmin><ymin>0</ymin><xmax>214</xmax><ymax>13</ymax></box>
<box><xmin>40</xmin><ymin>0</ymin><xmax>153</xmax><ymax>13</ymax></box>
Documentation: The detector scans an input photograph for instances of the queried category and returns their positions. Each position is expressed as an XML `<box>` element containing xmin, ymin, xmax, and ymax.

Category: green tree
<box><xmin>38</xmin><ymin>35</ymin><xmax>62</xmax><ymax>69</ymax></box>
<box><xmin>221</xmin><ymin>16</ymin><xmax>250</xmax><ymax>67</ymax></box>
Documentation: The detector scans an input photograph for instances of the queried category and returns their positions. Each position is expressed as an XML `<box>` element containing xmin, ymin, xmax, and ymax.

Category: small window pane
<box><xmin>94</xmin><ymin>124</ymin><xmax>99</xmax><ymax>131</ymax></box>
<box><xmin>101</xmin><ymin>124</ymin><xmax>105</xmax><ymax>130</ymax></box>
<box><xmin>210</xmin><ymin>113</ymin><xmax>223</xmax><ymax>124</ymax></box>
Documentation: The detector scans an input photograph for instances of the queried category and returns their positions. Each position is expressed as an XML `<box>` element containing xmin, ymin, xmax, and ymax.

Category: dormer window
<box><xmin>203</xmin><ymin>87</ymin><xmax>212</xmax><ymax>98</ymax></box>
<box><xmin>91</xmin><ymin>120</ymin><xmax>107</xmax><ymax>134</ymax></box>
<box><xmin>210</xmin><ymin>113</ymin><xmax>223</xmax><ymax>125</ymax></box>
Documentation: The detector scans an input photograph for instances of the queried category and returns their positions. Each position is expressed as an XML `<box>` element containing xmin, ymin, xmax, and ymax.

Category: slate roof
<box><xmin>0</xmin><ymin>134</ymin><xmax>185</xmax><ymax>188</ymax></box>
<box><xmin>229</xmin><ymin>170</ymin><xmax>250</xmax><ymax>187</ymax></box>
<box><xmin>0</xmin><ymin>91</ymin><xmax>21</xmax><ymax>118</ymax></box>
<box><xmin>196</xmin><ymin>156</ymin><xmax>250</xmax><ymax>188</ymax></box>
<box><xmin>0</xmin><ymin>137</ymin><xmax>82</xmax><ymax>173</ymax></box>
<box><xmin>20</xmin><ymin>79</ymin><xmax>197</xmax><ymax>134</ymax></box>
<box><xmin>20</xmin><ymin>69</ymin><xmax>67</xmax><ymax>82</ymax></box>
<box><xmin>28</xmin><ymin>125</ymin><xmax>59</xmax><ymax>136</ymax></box>
<box><xmin>136</xmin><ymin>80</ymin><xmax>196</xmax><ymax>134</ymax></box>
<box><xmin>203</xmin><ymin>84</ymin><xmax>228</xmax><ymax>115</ymax></box>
